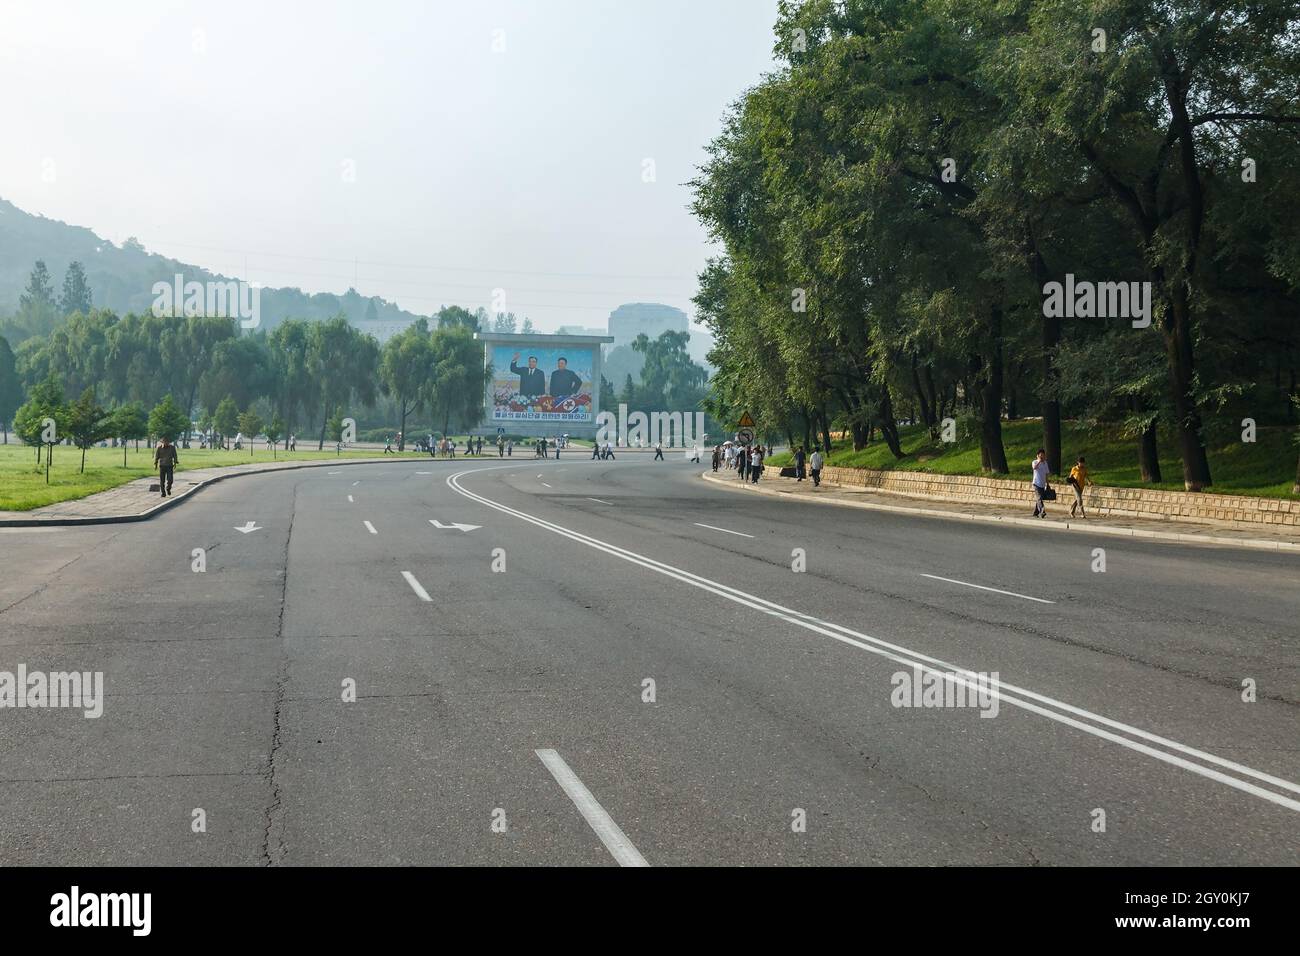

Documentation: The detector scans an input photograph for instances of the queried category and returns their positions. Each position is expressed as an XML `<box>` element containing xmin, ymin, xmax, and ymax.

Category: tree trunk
<box><xmin>851</xmin><ymin>421</ymin><xmax>866</xmax><ymax>451</ymax></box>
<box><xmin>1138</xmin><ymin>419</ymin><xmax>1162</xmax><ymax>483</ymax></box>
<box><xmin>80</xmin><ymin>445</ymin><xmax>86</xmax><ymax>473</ymax></box>
<box><xmin>878</xmin><ymin>386</ymin><xmax>905</xmax><ymax>459</ymax></box>
<box><xmin>911</xmin><ymin>356</ymin><xmax>935</xmax><ymax>429</ymax></box>
<box><xmin>1294</xmin><ymin>445</ymin><xmax>1300</xmax><ymax>495</ymax></box>
<box><xmin>975</xmin><ymin>307</ymin><xmax>1009</xmax><ymax>475</ymax></box>
<box><xmin>399</xmin><ymin>396</ymin><xmax>409</xmax><ymax>452</ymax></box>
<box><xmin>1163</xmin><ymin>287</ymin><xmax>1211</xmax><ymax>490</ymax></box>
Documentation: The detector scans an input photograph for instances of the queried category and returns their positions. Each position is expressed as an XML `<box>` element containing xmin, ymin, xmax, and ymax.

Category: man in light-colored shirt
<box><xmin>810</xmin><ymin>447</ymin><xmax>824</xmax><ymax>487</ymax></box>
<box><xmin>1031</xmin><ymin>448</ymin><xmax>1051</xmax><ymax>517</ymax></box>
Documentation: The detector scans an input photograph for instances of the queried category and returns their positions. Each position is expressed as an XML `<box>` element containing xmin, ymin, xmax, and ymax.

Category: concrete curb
<box><xmin>0</xmin><ymin>456</ymin><xmax>427</xmax><ymax>527</ymax></box>
<box><xmin>700</xmin><ymin>471</ymin><xmax>1300</xmax><ymax>553</ymax></box>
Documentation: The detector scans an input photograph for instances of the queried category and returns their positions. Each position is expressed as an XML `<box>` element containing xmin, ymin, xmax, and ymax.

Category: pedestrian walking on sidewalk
<box><xmin>653</xmin><ymin>442</ymin><xmax>664</xmax><ymax>461</ymax></box>
<box><xmin>711</xmin><ymin>445</ymin><xmax>720</xmax><ymax>472</ymax></box>
<box><xmin>750</xmin><ymin>445</ymin><xmax>764</xmax><ymax>483</ymax></box>
<box><xmin>794</xmin><ymin>445</ymin><xmax>806</xmax><ymax>481</ymax></box>
<box><xmin>810</xmin><ymin>446</ymin><xmax>824</xmax><ymax>487</ymax></box>
<box><xmin>1068</xmin><ymin>456</ymin><xmax>1091</xmax><ymax>518</ymax></box>
<box><xmin>1031</xmin><ymin>448</ymin><xmax>1052</xmax><ymax>518</ymax></box>
<box><xmin>154</xmin><ymin>436</ymin><xmax>178</xmax><ymax>498</ymax></box>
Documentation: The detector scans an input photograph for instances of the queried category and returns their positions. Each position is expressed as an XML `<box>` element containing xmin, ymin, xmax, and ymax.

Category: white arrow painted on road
<box><xmin>429</xmin><ymin>519</ymin><xmax>480</xmax><ymax>533</ymax></box>
<box><xmin>235</xmin><ymin>521</ymin><xmax>261</xmax><ymax>534</ymax></box>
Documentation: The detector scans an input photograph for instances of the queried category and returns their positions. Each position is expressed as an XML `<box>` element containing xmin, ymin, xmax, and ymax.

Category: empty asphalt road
<box><xmin>1</xmin><ymin>454</ymin><xmax>1297</xmax><ymax>865</ymax></box>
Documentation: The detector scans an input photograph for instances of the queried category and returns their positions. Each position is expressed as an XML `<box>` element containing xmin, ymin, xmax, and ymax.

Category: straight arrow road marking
<box><xmin>919</xmin><ymin>573</ymin><xmax>1055</xmax><ymax>605</ymax></box>
<box><xmin>429</xmin><ymin>520</ymin><xmax>481</xmax><ymax>532</ymax></box>
<box><xmin>401</xmin><ymin>571</ymin><xmax>432</xmax><ymax>602</ymax></box>
<box><xmin>448</xmin><ymin>465</ymin><xmax>1300</xmax><ymax>815</ymax></box>
<box><xmin>694</xmin><ymin>522</ymin><xmax>753</xmax><ymax>538</ymax></box>
<box><xmin>535</xmin><ymin>749</ymin><xmax>648</xmax><ymax>867</ymax></box>
<box><xmin>363</xmin><ymin>520</ymin><xmax>378</xmax><ymax>535</ymax></box>
<box><xmin>235</xmin><ymin>522</ymin><xmax>261</xmax><ymax>534</ymax></box>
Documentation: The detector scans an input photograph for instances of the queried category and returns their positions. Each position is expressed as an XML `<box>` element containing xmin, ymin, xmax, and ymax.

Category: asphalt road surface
<box><xmin>1</xmin><ymin>454</ymin><xmax>1297</xmax><ymax>865</ymax></box>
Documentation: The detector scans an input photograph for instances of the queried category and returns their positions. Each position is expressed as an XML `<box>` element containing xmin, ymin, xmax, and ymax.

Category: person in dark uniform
<box><xmin>548</xmin><ymin>357</ymin><xmax>583</xmax><ymax>398</ymax></box>
<box><xmin>154</xmin><ymin>436</ymin><xmax>178</xmax><ymax>497</ymax></box>
<box><xmin>510</xmin><ymin>353</ymin><xmax>546</xmax><ymax>398</ymax></box>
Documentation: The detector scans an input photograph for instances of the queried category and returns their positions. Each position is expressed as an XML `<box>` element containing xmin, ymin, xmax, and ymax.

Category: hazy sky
<box><xmin>0</xmin><ymin>0</ymin><xmax>782</xmax><ymax>331</ymax></box>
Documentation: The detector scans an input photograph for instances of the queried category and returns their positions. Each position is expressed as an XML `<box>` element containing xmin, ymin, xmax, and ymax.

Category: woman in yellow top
<box><xmin>1068</xmin><ymin>456</ymin><xmax>1090</xmax><ymax>517</ymax></box>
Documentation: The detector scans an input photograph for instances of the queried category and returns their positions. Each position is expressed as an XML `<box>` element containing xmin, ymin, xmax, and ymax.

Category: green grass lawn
<box><xmin>766</xmin><ymin>420</ymin><xmax>1300</xmax><ymax>499</ymax></box>
<box><xmin>0</xmin><ymin>443</ymin><xmax>433</xmax><ymax>511</ymax></box>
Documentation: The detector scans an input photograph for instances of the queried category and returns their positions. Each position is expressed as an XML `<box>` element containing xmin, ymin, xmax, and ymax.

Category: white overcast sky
<box><xmin>0</xmin><ymin>0</ymin><xmax>781</xmax><ymax>330</ymax></box>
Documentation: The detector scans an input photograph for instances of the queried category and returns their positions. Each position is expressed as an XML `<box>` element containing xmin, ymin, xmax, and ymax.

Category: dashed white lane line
<box><xmin>694</xmin><ymin>522</ymin><xmax>754</xmax><ymax>539</ymax></box>
<box><xmin>535</xmin><ymin>749</ymin><xmax>649</xmax><ymax>867</ymax></box>
<box><xmin>401</xmin><ymin>570</ymin><xmax>432</xmax><ymax>602</ymax></box>
<box><xmin>540</xmin><ymin>482</ymin><xmax>553</xmax><ymax>488</ymax></box>
<box><xmin>587</xmin><ymin>497</ymin><xmax>612</xmax><ymax>505</ymax></box>
<box><xmin>352</xmin><ymin>480</ymin><xmax>361</xmax><ymax>486</ymax></box>
<box><xmin>919</xmin><ymin>573</ymin><xmax>1055</xmax><ymax>605</ymax></box>
<box><xmin>448</xmin><ymin>465</ymin><xmax>1300</xmax><ymax>815</ymax></box>
<box><xmin>347</xmin><ymin>494</ymin><xmax>354</xmax><ymax>503</ymax></box>
<box><xmin>363</xmin><ymin>520</ymin><xmax>377</xmax><ymax>535</ymax></box>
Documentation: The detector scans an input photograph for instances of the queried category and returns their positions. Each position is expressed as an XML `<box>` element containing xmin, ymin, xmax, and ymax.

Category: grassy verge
<box><xmin>0</xmin><ymin>443</ymin><xmax>434</xmax><ymax>511</ymax></box>
<box><xmin>765</xmin><ymin>420</ymin><xmax>1300</xmax><ymax>499</ymax></box>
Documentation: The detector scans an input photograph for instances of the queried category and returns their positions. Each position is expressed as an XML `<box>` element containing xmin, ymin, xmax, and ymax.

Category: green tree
<box><xmin>13</xmin><ymin>376</ymin><xmax>65</xmax><ymax>466</ymax></box>
<box><xmin>0</xmin><ymin>334</ymin><xmax>24</xmax><ymax>444</ymax></box>
<box><xmin>64</xmin><ymin>387</ymin><xmax>110</xmax><ymax>473</ymax></box>
<box><xmin>107</xmin><ymin>402</ymin><xmax>148</xmax><ymax>466</ymax></box>
<box><xmin>148</xmin><ymin>394</ymin><xmax>189</xmax><ymax>443</ymax></box>
<box><xmin>427</xmin><ymin>324</ymin><xmax>490</xmax><ymax>438</ymax></box>
<box><xmin>213</xmin><ymin>396</ymin><xmax>239</xmax><ymax>449</ymax></box>
<box><xmin>237</xmin><ymin>408</ymin><xmax>263</xmax><ymax>456</ymax></box>
<box><xmin>59</xmin><ymin>261</ymin><xmax>93</xmax><ymax>316</ymax></box>
<box><xmin>266</xmin><ymin>414</ymin><xmax>285</xmax><ymax>458</ymax></box>
<box><xmin>379</xmin><ymin>319</ymin><xmax>433</xmax><ymax>451</ymax></box>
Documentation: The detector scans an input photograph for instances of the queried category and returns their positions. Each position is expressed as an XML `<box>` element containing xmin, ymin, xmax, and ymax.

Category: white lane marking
<box><xmin>401</xmin><ymin>570</ymin><xmax>432</xmax><ymax>602</ymax></box>
<box><xmin>347</xmin><ymin>494</ymin><xmax>354</xmax><ymax>503</ymax></box>
<box><xmin>540</xmin><ymin>482</ymin><xmax>553</xmax><ymax>488</ymax></box>
<box><xmin>448</xmin><ymin>466</ymin><xmax>1300</xmax><ymax>814</ymax></box>
<box><xmin>363</xmin><ymin>520</ymin><xmax>377</xmax><ymax>535</ymax></box>
<box><xmin>694</xmin><ymin>522</ymin><xmax>754</xmax><ymax>539</ymax></box>
<box><xmin>919</xmin><ymin>573</ymin><xmax>1055</xmax><ymax>605</ymax></box>
<box><xmin>535</xmin><ymin>749</ymin><xmax>649</xmax><ymax>867</ymax></box>
<box><xmin>416</xmin><ymin>471</ymin><xmax>432</xmax><ymax>475</ymax></box>
<box><xmin>587</xmin><ymin>497</ymin><xmax>612</xmax><ymax>505</ymax></box>
<box><xmin>352</xmin><ymin>480</ymin><xmax>361</xmax><ymax>486</ymax></box>
<box><xmin>328</xmin><ymin>471</ymin><xmax>341</xmax><ymax>475</ymax></box>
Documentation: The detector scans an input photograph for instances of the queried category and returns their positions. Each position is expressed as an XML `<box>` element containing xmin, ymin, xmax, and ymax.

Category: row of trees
<box><xmin>1</xmin><ymin>302</ymin><xmax>494</xmax><ymax>454</ymax></box>
<box><xmin>692</xmin><ymin>0</ymin><xmax>1300</xmax><ymax>489</ymax></box>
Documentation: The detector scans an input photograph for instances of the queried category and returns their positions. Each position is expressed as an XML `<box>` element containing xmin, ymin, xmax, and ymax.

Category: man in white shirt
<box><xmin>810</xmin><ymin>446</ymin><xmax>824</xmax><ymax>486</ymax></box>
<box><xmin>1031</xmin><ymin>448</ymin><xmax>1051</xmax><ymax>517</ymax></box>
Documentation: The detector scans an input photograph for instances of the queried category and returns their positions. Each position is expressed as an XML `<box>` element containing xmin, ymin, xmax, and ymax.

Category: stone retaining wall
<box><xmin>818</xmin><ymin>466</ymin><xmax>1300</xmax><ymax>527</ymax></box>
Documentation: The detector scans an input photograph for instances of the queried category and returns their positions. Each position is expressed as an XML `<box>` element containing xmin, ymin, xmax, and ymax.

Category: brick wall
<box><xmin>817</xmin><ymin>466</ymin><xmax>1300</xmax><ymax>527</ymax></box>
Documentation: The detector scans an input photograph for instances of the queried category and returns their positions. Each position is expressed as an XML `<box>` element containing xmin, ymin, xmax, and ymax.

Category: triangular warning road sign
<box><xmin>737</xmin><ymin>411</ymin><xmax>755</xmax><ymax>428</ymax></box>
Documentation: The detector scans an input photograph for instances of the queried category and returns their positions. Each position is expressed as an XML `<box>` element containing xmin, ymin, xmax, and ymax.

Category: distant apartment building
<box><xmin>353</xmin><ymin>318</ymin><xmax>414</xmax><ymax>344</ymax></box>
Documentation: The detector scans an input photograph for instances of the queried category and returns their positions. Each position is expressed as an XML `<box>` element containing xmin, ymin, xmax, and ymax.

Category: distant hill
<box><xmin>0</xmin><ymin>197</ymin><xmax>426</xmax><ymax>331</ymax></box>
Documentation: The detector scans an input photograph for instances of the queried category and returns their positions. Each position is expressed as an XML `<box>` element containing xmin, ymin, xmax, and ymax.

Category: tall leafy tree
<box><xmin>0</xmin><ymin>334</ymin><xmax>24</xmax><ymax>444</ymax></box>
<box><xmin>379</xmin><ymin>319</ymin><xmax>433</xmax><ymax>450</ymax></box>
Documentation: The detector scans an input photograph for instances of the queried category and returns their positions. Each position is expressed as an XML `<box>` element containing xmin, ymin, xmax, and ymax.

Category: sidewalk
<box><xmin>702</xmin><ymin>469</ymin><xmax>1300</xmax><ymax>552</ymax></box>
<box><xmin>0</xmin><ymin>456</ymin><xmax>403</xmax><ymax>526</ymax></box>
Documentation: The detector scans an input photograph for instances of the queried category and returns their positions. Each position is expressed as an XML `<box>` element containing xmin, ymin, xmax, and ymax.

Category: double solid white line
<box><xmin>447</xmin><ymin>465</ymin><xmax>1300</xmax><ymax>815</ymax></box>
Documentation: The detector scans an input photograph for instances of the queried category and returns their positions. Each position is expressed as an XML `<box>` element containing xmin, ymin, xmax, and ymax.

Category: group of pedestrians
<box><xmin>1031</xmin><ymin>450</ymin><xmax>1092</xmax><ymax>518</ymax></box>
<box><xmin>792</xmin><ymin>445</ymin><xmax>825</xmax><ymax>486</ymax></box>
<box><xmin>591</xmin><ymin>442</ymin><xmax>616</xmax><ymax>460</ymax></box>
